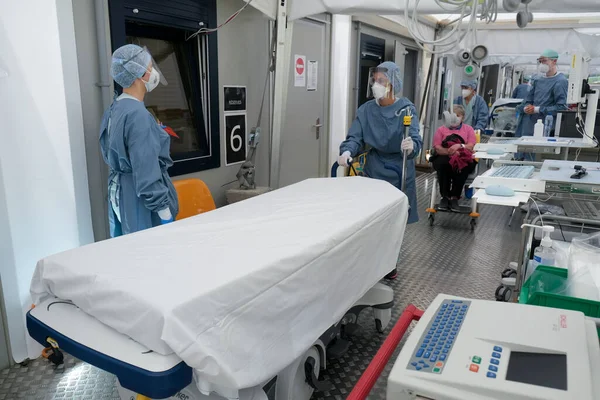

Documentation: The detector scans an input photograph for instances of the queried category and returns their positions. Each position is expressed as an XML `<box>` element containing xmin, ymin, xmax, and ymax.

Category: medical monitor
<box><xmin>555</xmin><ymin>110</ymin><xmax>600</xmax><ymax>141</ymax></box>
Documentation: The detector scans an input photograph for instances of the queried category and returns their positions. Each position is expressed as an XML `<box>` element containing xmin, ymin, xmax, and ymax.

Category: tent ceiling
<box><xmin>245</xmin><ymin>0</ymin><xmax>600</xmax><ymax>21</ymax></box>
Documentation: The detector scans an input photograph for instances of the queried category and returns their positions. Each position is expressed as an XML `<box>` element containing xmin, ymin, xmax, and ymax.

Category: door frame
<box><xmin>278</xmin><ymin>14</ymin><xmax>331</xmax><ymax>180</ymax></box>
<box><xmin>305</xmin><ymin>14</ymin><xmax>332</xmax><ymax>178</ymax></box>
<box><xmin>352</xmin><ymin>23</ymin><xmax>423</xmax><ymax>118</ymax></box>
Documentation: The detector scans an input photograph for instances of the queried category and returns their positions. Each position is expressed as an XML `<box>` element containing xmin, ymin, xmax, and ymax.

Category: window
<box><xmin>108</xmin><ymin>0</ymin><xmax>220</xmax><ymax>176</ymax></box>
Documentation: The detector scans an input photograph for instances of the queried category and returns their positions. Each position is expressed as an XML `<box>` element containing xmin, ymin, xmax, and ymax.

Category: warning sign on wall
<box><xmin>294</xmin><ymin>55</ymin><xmax>306</xmax><ymax>87</ymax></box>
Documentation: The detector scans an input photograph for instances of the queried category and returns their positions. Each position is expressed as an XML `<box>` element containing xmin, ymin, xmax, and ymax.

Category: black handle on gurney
<box><xmin>331</xmin><ymin>162</ymin><xmax>358</xmax><ymax>178</ymax></box>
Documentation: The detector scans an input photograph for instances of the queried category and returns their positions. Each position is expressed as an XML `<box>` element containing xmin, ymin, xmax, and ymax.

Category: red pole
<box><xmin>346</xmin><ymin>304</ymin><xmax>424</xmax><ymax>400</ymax></box>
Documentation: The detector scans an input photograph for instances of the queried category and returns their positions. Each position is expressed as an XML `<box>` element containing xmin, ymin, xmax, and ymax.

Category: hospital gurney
<box><xmin>27</xmin><ymin>178</ymin><xmax>409</xmax><ymax>400</ymax></box>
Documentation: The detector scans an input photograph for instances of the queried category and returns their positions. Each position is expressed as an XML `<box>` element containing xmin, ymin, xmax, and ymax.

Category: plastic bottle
<box><xmin>532</xmin><ymin>226</ymin><xmax>557</xmax><ymax>269</ymax></box>
<box><xmin>533</xmin><ymin>119</ymin><xmax>544</xmax><ymax>138</ymax></box>
<box><xmin>543</xmin><ymin>115</ymin><xmax>553</xmax><ymax>137</ymax></box>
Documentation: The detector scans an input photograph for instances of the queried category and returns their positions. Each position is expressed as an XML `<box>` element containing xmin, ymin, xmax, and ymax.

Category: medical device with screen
<box><xmin>387</xmin><ymin>294</ymin><xmax>600</xmax><ymax>400</ymax></box>
<box><xmin>555</xmin><ymin>110</ymin><xmax>600</xmax><ymax>141</ymax></box>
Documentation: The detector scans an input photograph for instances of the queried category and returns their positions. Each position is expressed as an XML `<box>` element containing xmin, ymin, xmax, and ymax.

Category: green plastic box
<box><xmin>519</xmin><ymin>265</ymin><xmax>600</xmax><ymax>337</ymax></box>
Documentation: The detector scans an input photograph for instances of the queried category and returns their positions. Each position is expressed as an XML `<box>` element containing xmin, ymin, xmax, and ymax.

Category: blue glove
<box><xmin>161</xmin><ymin>217</ymin><xmax>174</xmax><ymax>225</ymax></box>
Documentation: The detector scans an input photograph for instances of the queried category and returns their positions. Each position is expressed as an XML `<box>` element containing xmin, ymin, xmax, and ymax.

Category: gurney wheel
<box><xmin>495</xmin><ymin>285</ymin><xmax>512</xmax><ymax>302</ymax></box>
<box><xmin>470</xmin><ymin>219</ymin><xmax>476</xmax><ymax>231</ymax></box>
<box><xmin>501</xmin><ymin>268</ymin><xmax>517</xmax><ymax>279</ymax></box>
<box><xmin>428</xmin><ymin>214</ymin><xmax>435</xmax><ymax>226</ymax></box>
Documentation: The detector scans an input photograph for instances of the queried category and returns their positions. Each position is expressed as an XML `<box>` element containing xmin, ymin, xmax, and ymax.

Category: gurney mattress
<box><xmin>31</xmin><ymin>178</ymin><xmax>408</xmax><ymax>390</ymax></box>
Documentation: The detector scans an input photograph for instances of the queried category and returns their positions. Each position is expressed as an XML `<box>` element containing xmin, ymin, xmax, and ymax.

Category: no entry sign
<box><xmin>294</xmin><ymin>54</ymin><xmax>306</xmax><ymax>87</ymax></box>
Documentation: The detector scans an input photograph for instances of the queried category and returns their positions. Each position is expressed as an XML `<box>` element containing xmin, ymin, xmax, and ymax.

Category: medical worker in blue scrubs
<box><xmin>454</xmin><ymin>80</ymin><xmax>489</xmax><ymax>131</ymax></box>
<box><xmin>338</xmin><ymin>61</ymin><xmax>422</xmax><ymax>280</ymax></box>
<box><xmin>516</xmin><ymin>49</ymin><xmax>568</xmax><ymax>138</ymax></box>
<box><xmin>99</xmin><ymin>44</ymin><xmax>179</xmax><ymax>237</ymax></box>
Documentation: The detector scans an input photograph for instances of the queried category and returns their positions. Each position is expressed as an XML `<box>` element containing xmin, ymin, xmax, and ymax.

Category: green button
<box><xmin>433</xmin><ymin>367</ymin><xmax>441</xmax><ymax>373</ymax></box>
<box><xmin>472</xmin><ymin>356</ymin><xmax>482</xmax><ymax>364</ymax></box>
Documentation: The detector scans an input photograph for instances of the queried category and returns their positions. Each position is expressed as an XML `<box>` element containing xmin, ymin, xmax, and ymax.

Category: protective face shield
<box><xmin>367</xmin><ymin>67</ymin><xmax>393</xmax><ymax>100</ymax></box>
<box><xmin>124</xmin><ymin>46</ymin><xmax>168</xmax><ymax>89</ymax></box>
<box><xmin>143</xmin><ymin>68</ymin><xmax>161</xmax><ymax>93</ymax></box>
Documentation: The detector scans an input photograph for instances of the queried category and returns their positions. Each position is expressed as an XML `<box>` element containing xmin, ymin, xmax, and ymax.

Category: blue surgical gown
<box><xmin>512</xmin><ymin>83</ymin><xmax>530</xmax><ymax>100</ymax></box>
<box><xmin>340</xmin><ymin>98</ymin><xmax>422</xmax><ymax>223</ymax></box>
<box><xmin>99</xmin><ymin>97</ymin><xmax>179</xmax><ymax>237</ymax></box>
<box><xmin>515</xmin><ymin>73</ymin><xmax>568</xmax><ymax>137</ymax></box>
<box><xmin>454</xmin><ymin>95</ymin><xmax>489</xmax><ymax>131</ymax></box>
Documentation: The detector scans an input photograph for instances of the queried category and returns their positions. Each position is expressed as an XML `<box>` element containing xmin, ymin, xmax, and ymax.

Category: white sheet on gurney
<box><xmin>31</xmin><ymin>177</ymin><xmax>408</xmax><ymax>390</ymax></box>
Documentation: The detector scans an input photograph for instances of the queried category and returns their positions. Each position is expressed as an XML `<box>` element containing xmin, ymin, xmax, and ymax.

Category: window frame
<box><xmin>108</xmin><ymin>0</ymin><xmax>221</xmax><ymax>176</ymax></box>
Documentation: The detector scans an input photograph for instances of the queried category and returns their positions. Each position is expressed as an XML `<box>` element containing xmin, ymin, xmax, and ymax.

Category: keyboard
<box><xmin>406</xmin><ymin>299</ymin><xmax>471</xmax><ymax>374</ymax></box>
<box><xmin>491</xmin><ymin>165</ymin><xmax>535</xmax><ymax>179</ymax></box>
<box><xmin>562</xmin><ymin>200</ymin><xmax>600</xmax><ymax>220</ymax></box>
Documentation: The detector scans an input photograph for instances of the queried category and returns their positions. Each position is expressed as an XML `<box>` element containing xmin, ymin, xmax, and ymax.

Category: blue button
<box><xmin>420</xmin><ymin>344</ymin><xmax>427</xmax><ymax>348</ymax></box>
<box><xmin>449</xmin><ymin>335</ymin><xmax>455</xmax><ymax>340</ymax></box>
<box><xmin>490</xmin><ymin>358</ymin><xmax>499</xmax><ymax>365</ymax></box>
<box><xmin>416</xmin><ymin>366</ymin><xmax>422</xmax><ymax>371</ymax></box>
<box><xmin>426</xmin><ymin>335</ymin><xmax>432</xmax><ymax>339</ymax></box>
<box><xmin>442</xmin><ymin>349</ymin><xmax>449</xmax><ymax>354</ymax></box>
<box><xmin>440</xmin><ymin>355</ymin><xmax>447</xmax><ymax>361</ymax></box>
<box><xmin>452</xmin><ymin>300</ymin><xmax>463</xmax><ymax>303</ymax></box>
<box><xmin>487</xmin><ymin>372</ymin><xmax>496</xmax><ymax>378</ymax></box>
<box><xmin>430</xmin><ymin>356</ymin><xmax>437</xmax><ymax>362</ymax></box>
<box><xmin>462</xmin><ymin>305</ymin><xmax>468</xmax><ymax>308</ymax></box>
<box><xmin>432</xmin><ymin>324</ymin><xmax>438</xmax><ymax>328</ymax></box>
<box><xmin>416</xmin><ymin>349</ymin><xmax>423</xmax><ymax>357</ymax></box>
<box><xmin>434</xmin><ymin>334</ymin><xmax>440</xmax><ymax>339</ymax></box>
<box><xmin>429</xmin><ymin>330</ymin><xmax>435</xmax><ymax>335</ymax></box>
<box><xmin>489</xmin><ymin>365</ymin><xmax>498</xmax><ymax>372</ymax></box>
<box><xmin>434</xmin><ymin>350</ymin><xmax>440</xmax><ymax>355</ymax></box>
<box><xmin>493</xmin><ymin>346</ymin><xmax>502</xmax><ymax>353</ymax></box>
<box><xmin>419</xmin><ymin>360</ymin><xmax>426</xmax><ymax>364</ymax></box>
<box><xmin>445</xmin><ymin>345</ymin><xmax>451</xmax><ymax>349</ymax></box>
<box><xmin>447</xmin><ymin>340</ymin><xmax>453</xmax><ymax>345</ymax></box>
<box><xmin>423</xmin><ymin>339</ymin><xmax>430</xmax><ymax>344</ymax></box>
<box><xmin>411</xmin><ymin>362</ymin><xmax>418</xmax><ymax>367</ymax></box>
<box><xmin>492</xmin><ymin>352</ymin><xmax>501</xmax><ymax>359</ymax></box>
<box><xmin>442</xmin><ymin>304</ymin><xmax>448</xmax><ymax>308</ymax></box>
<box><xmin>423</xmin><ymin>364</ymin><xmax>430</xmax><ymax>368</ymax></box>
<box><xmin>435</xmin><ymin>346</ymin><xmax>442</xmax><ymax>351</ymax></box>
<box><xmin>424</xmin><ymin>352</ymin><xmax>431</xmax><ymax>358</ymax></box>
<box><xmin>427</xmin><ymin>348</ymin><xmax>433</xmax><ymax>352</ymax></box>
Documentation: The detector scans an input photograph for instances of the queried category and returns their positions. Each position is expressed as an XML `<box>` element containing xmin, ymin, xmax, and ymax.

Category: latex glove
<box><xmin>158</xmin><ymin>208</ymin><xmax>173</xmax><ymax>225</ymax></box>
<box><xmin>338</xmin><ymin>151</ymin><xmax>352</xmax><ymax>167</ymax></box>
<box><xmin>401</xmin><ymin>137</ymin><xmax>414</xmax><ymax>153</ymax></box>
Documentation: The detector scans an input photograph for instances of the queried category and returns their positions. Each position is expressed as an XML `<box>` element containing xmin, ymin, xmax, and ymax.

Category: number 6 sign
<box><xmin>225</xmin><ymin>113</ymin><xmax>247</xmax><ymax>166</ymax></box>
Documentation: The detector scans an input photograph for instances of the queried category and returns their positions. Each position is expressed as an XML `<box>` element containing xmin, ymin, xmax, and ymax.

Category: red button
<box><xmin>436</xmin><ymin>362</ymin><xmax>444</xmax><ymax>368</ymax></box>
<box><xmin>469</xmin><ymin>364</ymin><xmax>479</xmax><ymax>373</ymax></box>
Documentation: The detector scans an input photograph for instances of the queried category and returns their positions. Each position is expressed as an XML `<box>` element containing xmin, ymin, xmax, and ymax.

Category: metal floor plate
<box><xmin>1</xmin><ymin>172</ymin><xmax>523</xmax><ymax>400</ymax></box>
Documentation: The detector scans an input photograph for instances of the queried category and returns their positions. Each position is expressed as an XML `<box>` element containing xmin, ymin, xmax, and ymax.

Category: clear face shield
<box><xmin>123</xmin><ymin>46</ymin><xmax>168</xmax><ymax>87</ymax></box>
<box><xmin>367</xmin><ymin>67</ymin><xmax>394</xmax><ymax>100</ymax></box>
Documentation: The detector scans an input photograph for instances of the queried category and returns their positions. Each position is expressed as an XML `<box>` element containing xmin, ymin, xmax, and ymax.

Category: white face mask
<box><xmin>371</xmin><ymin>82</ymin><xmax>388</xmax><ymax>100</ymax></box>
<box><xmin>142</xmin><ymin>68</ymin><xmax>160</xmax><ymax>93</ymax></box>
<box><xmin>537</xmin><ymin>63</ymin><xmax>550</xmax><ymax>75</ymax></box>
<box><xmin>461</xmin><ymin>89</ymin><xmax>472</xmax><ymax>98</ymax></box>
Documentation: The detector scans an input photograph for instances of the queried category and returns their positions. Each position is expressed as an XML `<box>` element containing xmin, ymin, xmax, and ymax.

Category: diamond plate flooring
<box><xmin>0</xmin><ymin>172</ymin><xmax>524</xmax><ymax>400</ymax></box>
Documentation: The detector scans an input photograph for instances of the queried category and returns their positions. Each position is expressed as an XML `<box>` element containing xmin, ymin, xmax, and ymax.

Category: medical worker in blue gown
<box><xmin>338</xmin><ymin>61</ymin><xmax>422</xmax><ymax>280</ymax></box>
<box><xmin>454</xmin><ymin>80</ymin><xmax>489</xmax><ymax>131</ymax></box>
<box><xmin>100</xmin><ymin>44</ymin><xmax>179</xmax><ymax>237</ymax></box>
<box><xmin>516</xmin><ymin>49</ymin><xmax>568</xmax><ymax>138</ymax></box>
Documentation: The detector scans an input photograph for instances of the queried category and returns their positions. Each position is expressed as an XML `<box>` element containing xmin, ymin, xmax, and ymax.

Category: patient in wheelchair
<box><xmin>430</xmin><ymin>105</ymin><xmax>477</xmax><ymax>212</ymax></box>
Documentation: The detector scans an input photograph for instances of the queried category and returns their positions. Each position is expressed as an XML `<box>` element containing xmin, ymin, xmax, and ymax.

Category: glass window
<box><xmin>126</xmin><ymin>34</ymin><xmax>209</xmax><ymax>161</ymax></box>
